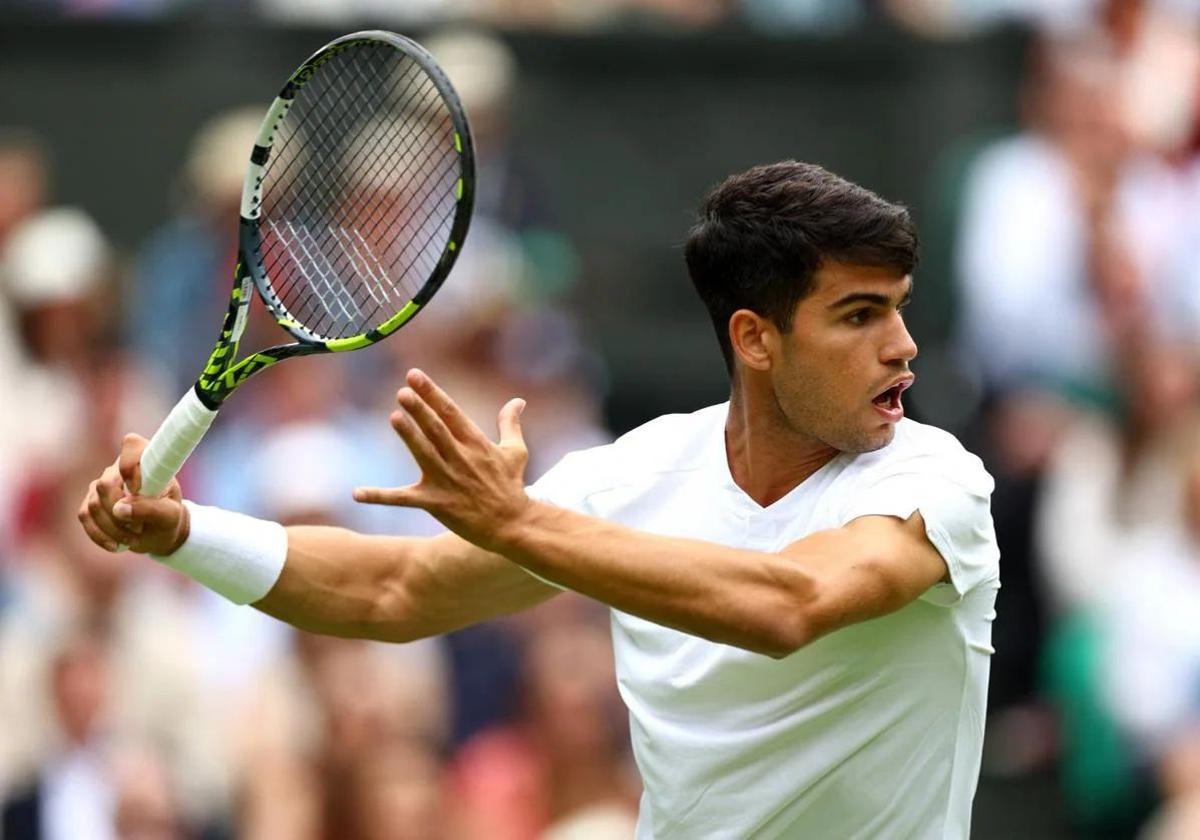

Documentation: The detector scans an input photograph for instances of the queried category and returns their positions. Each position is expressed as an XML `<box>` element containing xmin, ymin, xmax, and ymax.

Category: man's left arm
<box><xmin>356</xmin><ymin>370</ymin><xmax>951</xmax><ymax>659</ymax></box>
<box><xmin>494</xmin><ymin>504</ymin><xmax>948</xmax><ymax>657</ymax></box>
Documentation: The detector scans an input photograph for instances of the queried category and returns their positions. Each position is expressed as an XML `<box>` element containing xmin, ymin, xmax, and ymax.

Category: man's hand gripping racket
<box><xmin>80</xmin><ymin>31</ymin><xmax>475</xmax><ymax>553</ymax></box>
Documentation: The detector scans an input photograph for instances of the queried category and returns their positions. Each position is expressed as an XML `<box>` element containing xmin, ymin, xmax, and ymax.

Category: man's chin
<box><xmin>835</xmin><ymin>423</ymin><xmax>895</xmax><ymax>455</ymax></box>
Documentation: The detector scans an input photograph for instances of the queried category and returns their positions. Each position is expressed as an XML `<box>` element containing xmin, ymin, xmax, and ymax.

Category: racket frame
<box><xmin>135</xmin><ymin>30</ymin><xmax>475</xmax><ymax>501</ymax></box>
<box><xmin>195</xmin><ymin>29</ymin><xmax>476</xmax><ymax>410</ymax></box>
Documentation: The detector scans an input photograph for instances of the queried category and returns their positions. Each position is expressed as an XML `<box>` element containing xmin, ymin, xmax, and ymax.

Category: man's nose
<box><xmin>882</xmin><ymin>316</ymin><xmax>918</xmax><ymax>365</ymax></box>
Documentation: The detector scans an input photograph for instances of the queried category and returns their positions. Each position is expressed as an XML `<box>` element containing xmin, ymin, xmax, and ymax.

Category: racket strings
<box><xmin>259</xmin><ymin>42</ymin><xmax>461</xmax><ymax>340</ymax></box>
<box><xmin>264</xmin><ymin>53</ymin><xmax>436</xmax><ymax>331</ymax></box>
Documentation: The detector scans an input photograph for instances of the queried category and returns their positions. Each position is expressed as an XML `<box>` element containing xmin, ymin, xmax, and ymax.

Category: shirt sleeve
<box><xmin>839</xmin><ymin>457</ymin><xmax>1000</xmax><ymax>607</ymax></box>
<box><xmin>525</xmin><ymin>450</ymin><xmax>590</xmax><ymax>510</ymax></box>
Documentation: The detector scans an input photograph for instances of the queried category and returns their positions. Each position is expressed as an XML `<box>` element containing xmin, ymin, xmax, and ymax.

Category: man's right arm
<box><xmin>79</xmin><ymin>434</ymin><xmax>559</xmax><ymax>643</ymax></box>
<box><xmin>256</xmin><ymin>527</ymin><xmax>560</xmax><ymax>641</ymax></box>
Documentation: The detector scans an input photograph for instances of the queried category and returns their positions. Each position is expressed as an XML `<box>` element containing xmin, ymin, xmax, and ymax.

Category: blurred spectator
<box><xmin>884</xmin><ymin>0</ymin><xmax>1200</xmax><ymax>38</ymax></box>
<box><xmin>2</xmin><ymin>634</ymin><xmax>115</xmax><ymax>840</ymax></box>
<box><xmin>210</xmin><ymin>425</ymin><xmax>452</xmax><ymax>840</ymax></box>
<box><xmin>948</xmin><ymin>23</ymin><xmax>1200</xmax><ymax>750</ymax></box>
<box><xmin>112</xmin><ymin>745</ymin><xmax>186</xmax><ymax>840</ymax></box>
<box><xmin>0</xmin><ymin>473</ymin><xmax>227</xmax><ymax>830</ymax></box>
<box><xmin>0</xmin><ymin>131</ymin><xmax>50</xmax><ymax>455</ymax></box>
<box><xmin>237</xmin><ymin>631</ymin><xmax>451</xmax><ymax>840</ymax></box>
<box><xmin>127</xmin><ymin>107</ymin><xmax>263</xmax><ymax>396</ymax></box>
<box><xmin>0</xmin><ymin>208</ymin><xmax>166</xmax><ymax>550</ymax></box>
<box><xmin>956</xmin><ymin>33</ymin><xmax>1198</xmax><ymax>407</ymax></box>
<box><xmin>1034</xmin><ymin>325</ymin><xmax>1199</xmax><ymax>831</ymax></box>
<box><xmin>1037</xmin><ymin>338</ymin><xmax>1200</xmax><ymax>613</ymax></box>
<box><xmin>1102</xmin><ymin>435</ymin><xmax>1200</xmax><ymax>768</ymax></box>
<box><xmin>0</xmin><ymin>208</ymin><xmax>107</xmax><ymax>496</ymax></box>
<box><xmin>449</xmin><ymin>614</ymin><xmax>638</xmax><ymax>839</ymax></box>
<box><xmin>337</xmin><ymin>739</ymin><xmax>447</xmax><ymax>840</ymax></box>
<box><xmin>1</xmin><ymin>636</ymin><xmax>189</xmax><ymax>840</ymax></box>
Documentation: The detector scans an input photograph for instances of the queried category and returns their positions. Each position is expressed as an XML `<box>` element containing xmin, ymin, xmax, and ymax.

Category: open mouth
<box><xmin>871</xmin><ymin>377</ymin><xmax>913</xmax><ymax>417</ymax></box>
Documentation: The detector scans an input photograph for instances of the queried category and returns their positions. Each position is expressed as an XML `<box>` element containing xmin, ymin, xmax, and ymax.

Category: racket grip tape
<box><xmin>138</xmin><ymin>388</ymin><xmax>219</xmax><ymax>497</ymax></box>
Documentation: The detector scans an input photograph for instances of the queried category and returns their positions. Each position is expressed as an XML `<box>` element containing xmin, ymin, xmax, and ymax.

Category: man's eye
<box><xmin>847</xmin><ymin>309</ymin><xmax>871</xmax><ymax>325</ymax></box>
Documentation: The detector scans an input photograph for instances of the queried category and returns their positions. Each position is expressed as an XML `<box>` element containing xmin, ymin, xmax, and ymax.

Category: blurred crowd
<box><xmin>2</xmin><ymin>1</ymin><xmax>1200</xmax><ymax>838</ymax></box>
<box><xmin>0</xmin><ymin>29</ymin><xmax>625</xmax><ymax>840</ymax></box>
<box><xmin>946</xmin><ymin>1</ymin><xmax>1200</xmax><ymax>837</ymax></box>
<box><xmin>5</xmin><ymin>0</ymin><xmax>1200</xmax><ymax>37</ymax></box>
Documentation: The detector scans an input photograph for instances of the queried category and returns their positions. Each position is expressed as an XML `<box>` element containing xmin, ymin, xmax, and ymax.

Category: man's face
<box><xmin>771</xmin><ymin>261</ymin><xmax>917</xmax><ymax>454</ymax></box>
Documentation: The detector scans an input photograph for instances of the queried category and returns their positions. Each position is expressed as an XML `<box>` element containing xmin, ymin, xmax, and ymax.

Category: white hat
<box><xmin>252</xmin><ymin>421</ymin><xmax>358</xmax><ymax>521</ymax></box>
<box><xmin>2</xmin><ymin>207</ymin><xmax>108</xmax><ymax>307</ymax></box>
<box><xmin>423</xmin><ymin>29</ymin><xmax>517</xmax><ymax>115</ymax></box>
<box><xmin>184</xmin><ymin>107</ymin><xmax>264</xmax><ymax>208</ymax></box>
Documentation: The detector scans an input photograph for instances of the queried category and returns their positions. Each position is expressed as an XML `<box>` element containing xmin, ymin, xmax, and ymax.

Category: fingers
<box><xmin>117</xmin><ymin>433</ymin><xmax>150</xmax><ymax>495</ymax></box>
<box><xmin>353</xmin><ymin>484</ymin><xmax>423</xmax><ymax>507</ymax></box>
<box><xmin>79</xmin><ymin>507</ymin><xmax>123</xmax><ymax>552</ymax></box>
<box><xmin>389</xmin><ymin>408</ymin><xmax>442</xmax><ymax>474</ymax></box>
<box><xmin>96</xmin><ymin>465</ymin><xmax>142</xmax><ymax>535</ymax></box>
<box><xmin>405</xmin><ymin>369</ymin><xmax>488</xmax><ymax>445</ymax></box>
<box><xmin>397</xmin><ymin>387</ymin><xmax>459</xmax><ymax>461</ymax></box>
<box><xmin>79</xmin><ymin>479</ymin><xmax>136</xmax><ymax>550</ymax></box>
<box><xmin>497</xmin><ymin>398</ymin><xmax>527</xmax><ymax>450</ymax></box>
<box><xmin>112</xmin><ymin>495</ymin><xmax>184</xmax><ymax>533</ymax></box>
<box><xmin>102</xmin><ymin>495</ymin><xmax>188</xmax><ymax>555</ymax></box>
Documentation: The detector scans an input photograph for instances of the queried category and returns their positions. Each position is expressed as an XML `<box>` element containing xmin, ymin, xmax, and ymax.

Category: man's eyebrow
<box><xmin>827</xmin><ymin>281</ymin><xmax>914</xmax><ymax>310</ymax></box>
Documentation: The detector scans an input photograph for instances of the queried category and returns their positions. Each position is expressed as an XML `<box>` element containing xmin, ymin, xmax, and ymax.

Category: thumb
<box><xmin>353</xmin><ymin>484</ymin><xmax>424</xmax><ymax>508</ymax></box>
<box><xmin>497</xmin><ymin>398</ymin><xmax>526</xmax><ymax>449</ymax></box>
<box><xmin>118</xmin><ymin>433</ymin><xmax>150</xmax><ymax>495</ymax></box>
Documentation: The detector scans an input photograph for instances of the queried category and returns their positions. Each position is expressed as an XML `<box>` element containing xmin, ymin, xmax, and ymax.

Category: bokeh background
<box><xmin>2</xmin><ymin>0</ymin><xmax>1200</xmax><ymax>838</ymax></box>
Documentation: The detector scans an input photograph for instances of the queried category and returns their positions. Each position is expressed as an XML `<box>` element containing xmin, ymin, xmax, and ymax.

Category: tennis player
<box><xmin>81</xmin><ymin>161</ymin><xmax>999</xmax><ymax>839</ymax></box>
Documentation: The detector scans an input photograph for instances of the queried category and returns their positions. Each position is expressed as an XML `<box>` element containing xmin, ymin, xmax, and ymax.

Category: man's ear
<box><xmin>728</xmin><ymin>309</ymin><xmax>776</xmax><ymax>372</ymax></box>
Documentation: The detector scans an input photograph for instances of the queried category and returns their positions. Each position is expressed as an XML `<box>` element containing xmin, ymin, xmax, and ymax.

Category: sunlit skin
<box><xmin>725</xmin><ymin>261</ymin><xmax>917</xmax><ymax>507</ymax></box>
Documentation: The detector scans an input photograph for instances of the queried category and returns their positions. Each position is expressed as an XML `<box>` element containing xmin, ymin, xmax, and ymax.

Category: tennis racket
<box><xmin>135</xmin><ymin>30</ymin><xmax>475</xmax><ymax>499</ymax></box>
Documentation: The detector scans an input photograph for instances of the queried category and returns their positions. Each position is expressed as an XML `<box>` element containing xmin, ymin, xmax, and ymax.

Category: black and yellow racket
<box><xmin>135</xmin><ymin>30</ymin><xmax>474</xmax><ymax>499</ymax></box>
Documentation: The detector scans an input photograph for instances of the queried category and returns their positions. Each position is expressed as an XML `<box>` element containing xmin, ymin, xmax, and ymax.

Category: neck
<box><xmin>725</xmin><ymin>383</ymin><xmax>838</xmax><ymax>508</ymax></box>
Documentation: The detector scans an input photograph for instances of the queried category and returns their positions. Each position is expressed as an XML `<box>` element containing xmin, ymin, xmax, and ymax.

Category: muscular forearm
<box><xmin>496</xmin><ymin>501</ymin><xmax>816</xmax><ymax>657</ymax></box>
<box><xmin>254</xmin><ymin>526</ymin><xmax>557</xmax><ymax>642</ymax></box>
<box><xmin>253</xmin><ymin>526</ymin><xmax>426</xmax><ymax>641</ymax></box>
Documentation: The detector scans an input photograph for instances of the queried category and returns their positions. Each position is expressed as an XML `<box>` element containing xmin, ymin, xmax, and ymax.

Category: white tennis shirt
<box><xmin>528</xmin><ymin>403</ymin><xmax>999</xmax><ymax>840</ymax></box>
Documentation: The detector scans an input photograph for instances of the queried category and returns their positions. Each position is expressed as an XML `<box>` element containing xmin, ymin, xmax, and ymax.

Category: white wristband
<box><xmin>153</xmin><ymin>501</ymin><xmax>287</xmax><ymax>605</ymax></box>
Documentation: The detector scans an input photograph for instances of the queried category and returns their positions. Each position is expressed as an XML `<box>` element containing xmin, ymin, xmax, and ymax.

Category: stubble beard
<box><xmin>786</xmin><ymin>393</ymin><xmax>895</xmax><ymax>455</ymax></box>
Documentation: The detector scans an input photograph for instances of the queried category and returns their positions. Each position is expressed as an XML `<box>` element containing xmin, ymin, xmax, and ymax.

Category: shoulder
<box><xmin>528</xmin><ymin>403</ymin><xmax>724</xmax><ymax>503</ymax></box>
<box><xmin>844</xmin><ymin>419</ymin><xmax>993</xmax><ymax>497</ymax></box>
<box><xmin>836</xmin><ymin>420</ymin><xmax>1000</xmax><ymax>603</ymax></box>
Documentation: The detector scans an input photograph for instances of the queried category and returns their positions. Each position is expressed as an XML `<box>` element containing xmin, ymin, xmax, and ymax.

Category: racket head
<box><xmin>240</xmin><ymin>30</ymin><xmax>475</xmax><ymax>350</ymax></box>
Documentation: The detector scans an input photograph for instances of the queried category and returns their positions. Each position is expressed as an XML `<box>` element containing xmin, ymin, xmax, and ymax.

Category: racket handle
<box><xmin>138</xmin><ymin>388</ymin><xmax>219</xmax><ymax>497</ymax></box>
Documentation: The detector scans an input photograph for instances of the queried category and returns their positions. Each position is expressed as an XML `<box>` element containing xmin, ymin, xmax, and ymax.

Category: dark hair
<box><xmin>684</xmin><ymin>160</ymin><xmax>918</xmax><ymax>374</ymax></box>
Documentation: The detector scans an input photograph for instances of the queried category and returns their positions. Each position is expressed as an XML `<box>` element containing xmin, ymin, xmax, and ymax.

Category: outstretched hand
<box><xmin>354</xmin><ymin>369</ymin><xmax>532</xmax><ymax>551</ymax></box>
